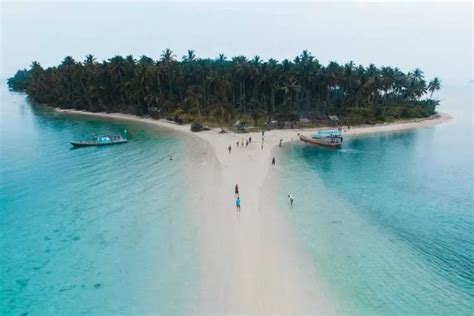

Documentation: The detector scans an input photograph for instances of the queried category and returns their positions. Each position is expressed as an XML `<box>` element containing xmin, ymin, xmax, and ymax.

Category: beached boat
<box><xmin>299</xmin><ymin>129</ymin><xmax>343</xmax><ymax>148</ymax></box>
<box><xmin>71</xmin><ymin>135</ymin><xmax>127</xmax><ymax>147</ymax></box>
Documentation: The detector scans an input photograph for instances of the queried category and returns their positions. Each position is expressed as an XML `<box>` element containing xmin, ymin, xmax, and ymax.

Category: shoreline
<box><xmin>56</xmin><ymin>108</ymin><xmax>451</xmax><ymax>314</ymax></box>
<box><xmin>56</xmin><ymin>108</ymin><xmax>452</xmax><ymax>140</ymax></box>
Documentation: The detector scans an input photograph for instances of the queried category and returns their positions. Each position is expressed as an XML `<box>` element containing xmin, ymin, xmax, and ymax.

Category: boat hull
<box><xmin>70</xmin><ymin>140</ymin><xmax>127</xmax><ymax>147</ymax></box>
<box><xmin>299</xmin><ymin>135</ymin><xmax>342</xmax><ymax>148</ymax></box>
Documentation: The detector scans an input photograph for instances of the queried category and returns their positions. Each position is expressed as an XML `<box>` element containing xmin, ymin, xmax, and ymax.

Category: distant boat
<box><xmin>71</xmin><ymin>132</ymin><xmax>127</xmax><ymax>147</ymax></box>
<box><xmin>299</xmin><ymin>129</ymin><xmax>343</xmax><ymax>148</ymax></box>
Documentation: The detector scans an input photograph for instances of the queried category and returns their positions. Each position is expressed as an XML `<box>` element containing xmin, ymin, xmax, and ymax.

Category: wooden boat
<box><xmin>71</xmin><ymin>135</ymin><xmax>127</xmax><ymax>147</ymax></box>
<box><xmin>299</xmin><ymin>129</ymin><xmax>343</xmax><ymax>148</ymax></box>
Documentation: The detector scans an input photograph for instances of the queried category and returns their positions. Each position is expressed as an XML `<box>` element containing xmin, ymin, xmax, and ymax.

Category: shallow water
<box><xmin>276</xmin><ymin>86</ymin><xmax>474</xmax><ymax>314</ymax></box>
<box><xmin>0</xmin><ymin>87</ymin><xmax>200</xmax><ymax>314</ymax></box>
<box><xmin>1</xmin><ymin>82</ymin><xmax>472</xmax><ymax>314</ymax></box>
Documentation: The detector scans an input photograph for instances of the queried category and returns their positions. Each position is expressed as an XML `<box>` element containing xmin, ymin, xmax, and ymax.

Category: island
<box><xmin>7</xmin><ymin>50</ymin><xmax>441</xmax><ymax>129</ymax></box>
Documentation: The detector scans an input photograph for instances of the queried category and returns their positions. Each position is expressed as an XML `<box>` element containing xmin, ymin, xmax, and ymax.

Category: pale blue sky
<box><xmin>1</xmin><ymin>1</ymin><xmax>472</xmax><ymax>86</ymax></box>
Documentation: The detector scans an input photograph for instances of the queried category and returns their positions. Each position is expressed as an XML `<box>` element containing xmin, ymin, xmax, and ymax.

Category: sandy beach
<box><xmin>57</xmin><ymin>109</ymin><xmax>451</xmax><ymax>314</ymax></box>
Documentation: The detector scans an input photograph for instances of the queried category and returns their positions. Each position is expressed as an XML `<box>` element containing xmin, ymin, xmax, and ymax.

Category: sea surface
<box><xmin>0</xmin><ymin>86</ymin><xmax>201</xmax><ymax>314</ymax></box>
<box><xmin>2</xmin><ymin>83</ymin><xmax>473</xmax><ymax>315</ymax></box>
<box><xmin>275</xmin><ymin>84</ymin><xmax>473</xmax><ymax>314</ymax></box>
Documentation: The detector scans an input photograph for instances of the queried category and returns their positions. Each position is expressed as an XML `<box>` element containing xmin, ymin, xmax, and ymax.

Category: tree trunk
<box><xmin>271</xmin><ymin>87</ymin><xmax>275</xmax><ymax>113</ymax></box>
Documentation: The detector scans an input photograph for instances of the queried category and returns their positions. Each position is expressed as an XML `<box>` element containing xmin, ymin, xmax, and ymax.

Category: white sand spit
<box><xmin>58</xmin><ymin>109</ymin><xmax>450</xmax><ymax>314</ymax></box>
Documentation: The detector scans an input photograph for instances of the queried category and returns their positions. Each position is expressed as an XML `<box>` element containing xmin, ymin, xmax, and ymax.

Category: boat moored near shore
<box><xmin>299</xmin><ymin>129</ymin><xmax>343</xmax><ymax>148</ymax></box>
<box><xmin>71</xmin><ymin>134</ymin><xmax>127</xmax><ymax>147</ymax></box>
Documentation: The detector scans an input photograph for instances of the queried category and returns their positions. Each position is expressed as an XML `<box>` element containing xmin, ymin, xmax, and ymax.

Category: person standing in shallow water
<box><xmin>288</xmin><ymin>194</ymin><xmax>294</xmax><ymax>205</ymax></box>
<box><xmin>272</xmin><ymin>157</ymin><xmax>276</xmax><ymax>166</ymax></box>
<box><xmin>235</xmin><ymin>184</ymin><xmax>239</xmax><ymax>197</ymax></box>
<box><xmin>228</xmin><ymin>145</ymin><xmax>232</xmax><ymax>154</ymax></box>
<box><xmin>236</xmin><ymin>196</ymin><xmax>241</xmax><ymax>211</ymax></box>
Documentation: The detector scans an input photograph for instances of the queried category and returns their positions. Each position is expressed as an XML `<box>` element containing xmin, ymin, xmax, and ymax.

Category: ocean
<box><xmin>1</xmin><ymin>82</ymin><xmax>473</xmax><ymax>314</ymax></box>
<box><xmin>0</xmin><ymin>86</ymin><xmax>201</xmax><ymax>314</ymax></box>
<box><xmin>274</xmin><ymin>84</ymin><xmax>473</xmax><ymax>314</ymax></box>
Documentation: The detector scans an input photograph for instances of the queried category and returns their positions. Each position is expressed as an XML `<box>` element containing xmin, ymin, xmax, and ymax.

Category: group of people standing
<box><xmin>236</xmin><ymin>136</ymin><xmax>251</xmax><ymax>148</ymax></box>
<box><xmin>228</xmin><ymin>136</ymin><xmax>252</xmax><ymax>154</ymax></box>
<box><xmin>229</xmin><ymin>130</ymin><xmax>293</xmax><ymax>211</ymax></box>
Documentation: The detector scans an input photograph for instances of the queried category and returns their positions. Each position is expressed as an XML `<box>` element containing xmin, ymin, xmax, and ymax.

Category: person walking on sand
<box><xmin>235</xmin><ymin>184</ymin><xmax>239</xmax><ymax>197</ymax></box>
<box><xmin>228</xmin><ymin>145</ymin><xmax>232</xmax><ymax>154</ymax></box>
<box><xmin>288</xmin><ymin>194</ymin><xmax>294</xmax><ymax>205</ymax></box>
<box><xmin>249</xmin><ymin>136</ymin><xmax>252</xmax><ymax>143</ymax></box>
<box><xmin>279</xmin><ymin>139</ymin><xmax>283</xmax><ymax>147</ymax></box>
<box><xmin>272</xmin><ymin>157</ymin><xmax>276</xmax><ymax>166</ymax></box>
<box><xmin>236</xmin><ymin>196</ymin><xmax>241</xmax><ymax>211</ymax></box>
<box><xmin>236</xmin><ymin>140</ymin><xmax>239</xmax><ymax>147</ymax></box>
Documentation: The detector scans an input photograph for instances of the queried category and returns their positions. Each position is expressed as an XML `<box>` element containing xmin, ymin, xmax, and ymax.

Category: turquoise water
<box><xmin>1</xmin><ymin>83</ymin><xmax>473</xmax><ymax>315</ymax></box>
<box><xmin>276</xmin><ymin>86</ymin><xmax>473</xmax><ymax>313</ymax></box>
<box><xmin>0</xmin><ymin>87</ymin><xmax>200</xmax><ymax>314</ymax></box>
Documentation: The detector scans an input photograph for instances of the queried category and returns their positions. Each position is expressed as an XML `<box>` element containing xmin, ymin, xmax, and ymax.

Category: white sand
<box><xmin>58</xmin><ymin>109</ymin><xmax>450</xmax><ymax>314</ymax></box>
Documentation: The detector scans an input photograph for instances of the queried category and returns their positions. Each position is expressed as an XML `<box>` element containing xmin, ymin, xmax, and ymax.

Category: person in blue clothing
<box><xmin>236</xmin><ymin>196</ymin><xmax>241</xmax><ymax>211</ymax></box>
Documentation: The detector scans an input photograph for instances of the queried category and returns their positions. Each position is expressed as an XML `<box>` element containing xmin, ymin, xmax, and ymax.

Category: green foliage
<box><xmin>8</xmin><ymin>50</ymin><xmax>441</xmax><ymax>125</ymax></box>
<box><xmin>173</xmin><ymin>109</ymin><xmax>193</xmax><ymax>125</ymax></box>
<box><xmin>274</xmin><ymin>111</ymin><xmax>300</xmax><ymax>123</ymax></box>
<box><xmin>346</xmin><ymin>107</ymin><xmax>377</xmax><ymax>125</ymax></box>
<box><xmin>7</xmin><ymin>69</ymin><xmax>30</xmax><ymax>91</ymax></box>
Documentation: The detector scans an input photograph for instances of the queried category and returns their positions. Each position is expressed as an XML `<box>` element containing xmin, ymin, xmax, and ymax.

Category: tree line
<box><xmin>7</xmin><ymin>49</ymin><xmax>441</xmax><ymax>125</ymax></box>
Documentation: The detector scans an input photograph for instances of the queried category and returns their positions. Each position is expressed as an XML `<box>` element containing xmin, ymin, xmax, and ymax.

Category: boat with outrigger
<box><xmin>299</xmin><ymin>129</ymin><xmax>343</xmax><ymax>148</ymax></box>
<box><xmin>71</xmin><ymin>130</ymin><xmax>128</xmax><ymax>147</ymax></box>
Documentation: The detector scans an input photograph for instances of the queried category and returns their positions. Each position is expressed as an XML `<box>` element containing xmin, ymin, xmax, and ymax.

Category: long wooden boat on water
<box><xmin>299</xmin><ymin>129</ymin><xmax>343</xmax><ymax>148</ymax></box>
<box><xmin>71</xmin><ymin>134</ymin><xmax>127</xmax><ymax>147</ymax></box>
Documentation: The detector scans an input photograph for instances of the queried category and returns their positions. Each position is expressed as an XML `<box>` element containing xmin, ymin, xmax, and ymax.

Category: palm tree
<box><xmin>427</xmin><ymin>77</ymin><xmax>441</xmax><ymax>99</ymax></box>
<box><xmin>160</xmin><ymin>49</ymin><xmax>177</xmax><ymax>100</ymax></box>
<box><xmin>217</xmin><ymin>53</ymin><xmax>227</xmax><ymax>63</ymax></box>
<box><xmin>28</xmin><ymin>61</ymin><xmax>44</xmax><ymax>100</ymax></box>
<box><xmin>61</xmin><ymin>56</ymin><xmax>76</xmax><ymax>66</ymax></box>
<box><xmin>9</xmin><ymin>49</ymin><xmax>441</xmax><ymax>124</ymax></box>
<box><xmin>84</xmin><ymin>54</ymin><xmax>96</xmax><ymax>65</ymax></box>
<box><xmin>232</xmin><ymin>56</ymin><xmax>248</xmax><ymax>113</ymax></box>
<box><xmin>280</xmin><ymin>76</ymin><xmax>300</xmax><ymax>112</ymax></box>
<box><xmin>264</xmin><ymin>58</ymin><xmax>280</xmax><ymax>116</ymax></box>
<box><xmin>138</xmin><ymin>55</ymin><xmax>154</xmax><ymax>65</ymax></box>
<box><xmin>250</xmin><ymin>56</ymin><xmax>262</xmax><ymax>107</ymax></box>
<box><xmin>161</xmin><ymin>48</ymin><xmax>175</xmax><ymax>62</ymax></box>
<box><xmin>183</xmin><ymin>49</ymin><xmax>196</xmax><ymax>62</ymax></box>
<box><xmin>185</xmin><ymin>85</ymin><xmax>203</xmax><ymax>117</ymax></box>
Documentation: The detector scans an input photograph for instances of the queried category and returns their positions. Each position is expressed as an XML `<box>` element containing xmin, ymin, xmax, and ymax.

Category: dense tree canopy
<box><xmin>7</xmin><ymin>50</ymin><xmax>441</xmax><ymax>125</ymax></box>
